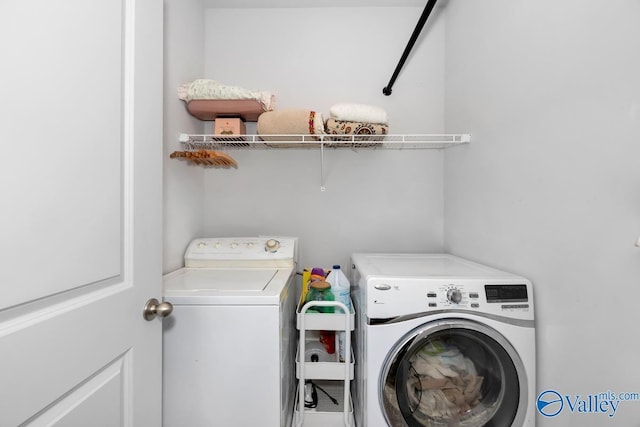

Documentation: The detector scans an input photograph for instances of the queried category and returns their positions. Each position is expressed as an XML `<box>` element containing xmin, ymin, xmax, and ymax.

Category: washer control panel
<box><xmin>184</xmin><ymin>237</ymin><xmax>297</xmax><ymax>267</ymax></box>
<box><xmin>426</xmin><ymin>283</ymin><xmax>482</xmax><ymax>308</ymax></box>
<box><xmin>365</xmin><ymin>278</ymin><xmax>532</xmax><ymax>320</ymax></box>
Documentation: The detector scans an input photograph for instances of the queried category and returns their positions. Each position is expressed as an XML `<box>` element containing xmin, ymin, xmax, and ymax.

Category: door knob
<box><xmin>143</xmin><ymin>298</ymin><xmax>173</xmax><ymax>321</ymax></box>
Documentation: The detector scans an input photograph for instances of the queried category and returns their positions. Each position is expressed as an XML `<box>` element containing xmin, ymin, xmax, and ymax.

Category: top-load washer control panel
<box><xmin>184</xmin><ymin>236</ymin><xmax>297</xmax><ymax>267</ymax></box>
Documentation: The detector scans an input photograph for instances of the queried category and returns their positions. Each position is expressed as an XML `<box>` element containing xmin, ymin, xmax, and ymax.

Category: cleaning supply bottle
<box><xmin>301</xmin><ymin>267</ymin><xmax>325</xmax><ymax>306</ymax></box>
<box><xmin>326</xmin><ymin>265</ymin><xmax>351</xmax><ymax>314</ymax></box>
<box><xmin>304</xmin><ymin>280</ymin><xmax>336</xmax><ymax>354</ymax></box>
<box><xmin>300</xmin><ymin>268</ymin><xmax>311</xmax><ymax>305</ymax></box>
<box><xmin>326</xmin><ymin>265</ymin><xmax>351</xmax><ymax>362</ymax></box>
<box><xmin>304</xmin><ymin>281</ymin><xmax>335</xmax><ymax>314</ymax></box>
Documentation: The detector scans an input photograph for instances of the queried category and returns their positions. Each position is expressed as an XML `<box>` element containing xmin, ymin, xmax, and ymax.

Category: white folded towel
<box><xmin>329</xmin><ymin>103</ymin><xmax>388</xmax><ymax>125</ymax></box>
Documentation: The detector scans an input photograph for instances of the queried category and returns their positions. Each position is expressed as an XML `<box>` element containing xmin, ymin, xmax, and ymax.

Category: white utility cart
<box><xmin>294</xmin><ymin>300</ymin><xmax>355</xmax><ymax>427</ymax></box>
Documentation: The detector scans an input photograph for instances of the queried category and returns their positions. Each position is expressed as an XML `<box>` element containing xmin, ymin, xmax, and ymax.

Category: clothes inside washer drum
<box><xmin>405</xmin><ymin>341</ymin><xmax>483</xmax><ymax>418</ymax></box>
<box><xmin>383</xmin><ymin>340</ymin><xmax>496</xmax><ymax>426</ymax></box>
<box><xmin>382</xmin><ymin>381</ymin><xmax>405</xmax><ymax>423</ymax></box>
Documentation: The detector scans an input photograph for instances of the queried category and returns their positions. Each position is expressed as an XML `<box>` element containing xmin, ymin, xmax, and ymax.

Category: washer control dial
<box><xmin>265</xmin><ymin>239</ymin><xmax>280</xmax><ymax>253</ymax></box>
<box><xmin>447</xmin><ymin>288</ymin><xmax>463</xmax><ymax>304</ymax></box>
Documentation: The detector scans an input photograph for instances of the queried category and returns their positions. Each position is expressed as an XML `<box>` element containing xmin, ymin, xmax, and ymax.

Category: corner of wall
<box><xmin>162</xmin><ymin>0</ymin><xmax>206</xmax><ymax>273</ymax></box>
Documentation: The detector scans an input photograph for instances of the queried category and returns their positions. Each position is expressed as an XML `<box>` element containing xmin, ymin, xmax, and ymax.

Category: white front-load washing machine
<box><xmin>350</xmin><ymin>253</ymin><xmax>535</xmax><ymax>427</ymax></box>
<box><xmin>162</xmin><ymin>237</ymin><xmax>298</xmax><ymax>427</ymax></box>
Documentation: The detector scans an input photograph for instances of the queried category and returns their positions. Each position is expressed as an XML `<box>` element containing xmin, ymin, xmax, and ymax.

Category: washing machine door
<box><xmin>380</xmin><ymin>318</ymin><xmax>527</xmax><ymax>427</ymax></box>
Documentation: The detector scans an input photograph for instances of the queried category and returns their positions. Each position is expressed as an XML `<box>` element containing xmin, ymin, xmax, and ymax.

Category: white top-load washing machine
<box><xmin>162</xmin><ymin>237</ymin><xmax>298</xmax><ymax>427</ymax></box>
<box><xmin>350</xmin><ymin>253</ymin><xmax>535</xmax><ymax>427</ymax></box>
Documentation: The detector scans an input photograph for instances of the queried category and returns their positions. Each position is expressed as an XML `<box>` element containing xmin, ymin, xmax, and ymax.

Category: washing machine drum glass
<box><xmin>380</xmin><ymin>319</ymin><xmax>526</xmax><ymax>427</ymax></box>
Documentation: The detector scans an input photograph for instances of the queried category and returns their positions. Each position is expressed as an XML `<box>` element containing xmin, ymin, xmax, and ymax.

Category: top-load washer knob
<box><xmin>265</xmin><ymin>239</ymin><xmax>280</xmax><ymax>253</ymax></box>
<box><xmin>447</xmin><ymin>288</ymin><xmax>462</xmax><ymax>304</ymax></box>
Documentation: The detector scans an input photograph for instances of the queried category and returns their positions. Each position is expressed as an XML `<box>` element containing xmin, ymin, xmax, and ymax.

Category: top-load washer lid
<box><xmin>351</xmin><ymin>253</ymin><xmax>517</xmax><ymax>279</ymax></box>
<box><xmin>163</xmin><ymin>267</ymin><xmax>294</xmax><ymax>305</ymax></box>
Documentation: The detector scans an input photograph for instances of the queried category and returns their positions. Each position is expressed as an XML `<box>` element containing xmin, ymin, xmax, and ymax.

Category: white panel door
<box><xmin>0</xmin><ymin>0</ymin><xmax>163</xmax><ymax>426</ymax></box>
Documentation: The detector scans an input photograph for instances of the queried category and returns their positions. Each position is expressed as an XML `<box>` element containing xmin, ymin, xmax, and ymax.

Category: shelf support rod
<box><xmin>382</xmin><ymin>0</ymin><xmax>438</xmax><ymax>96</ymax></box>
<box><xmin>320</xmin><ymin>140</ymin><xmax>326</xmax><ymax>192</ymax></box>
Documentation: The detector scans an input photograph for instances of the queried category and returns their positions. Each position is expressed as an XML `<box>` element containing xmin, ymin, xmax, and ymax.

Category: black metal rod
<box><xmin>383</xmin><ymin>0</ymin><xmax>438</xmax><ymax>96</ymax></box>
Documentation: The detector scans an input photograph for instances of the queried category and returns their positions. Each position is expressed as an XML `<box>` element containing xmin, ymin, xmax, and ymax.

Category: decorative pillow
<box><xmin>325</xmin><ymin>118</ymin><xmax>388</xmax><ymax>145</ymax></box>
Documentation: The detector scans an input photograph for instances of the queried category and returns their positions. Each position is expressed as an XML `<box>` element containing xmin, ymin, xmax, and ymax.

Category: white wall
<box><xmin>163</xmin><ymin>0</ymin><xmax>207</xmax><ymax>272</ymax></box>
<box><xmin>200</xmin><ymin>7</ymin><xmax>447</xmax><ymax>269</ymax></box>
<box><xmin>444</xmin><ymin>1</ymin><xmax>640</xmax><ymax>425</ymax></box>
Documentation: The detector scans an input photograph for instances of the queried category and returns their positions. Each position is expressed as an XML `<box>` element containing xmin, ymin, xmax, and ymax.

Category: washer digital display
<box><xmin>485</xmin><ymin>284</ymin><xmax>528</xmax><ymax>303</ymax></box>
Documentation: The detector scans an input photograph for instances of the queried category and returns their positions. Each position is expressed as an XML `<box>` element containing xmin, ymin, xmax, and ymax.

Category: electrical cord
<box><xmin>304</xmin><ymin>380</ymin><xmax>339</xmax><ymax>408</ymax></box>
<box><xmin>314</xmin><ymin>382</ymin><xmax>339</xmax><ymax>405</ymax></box>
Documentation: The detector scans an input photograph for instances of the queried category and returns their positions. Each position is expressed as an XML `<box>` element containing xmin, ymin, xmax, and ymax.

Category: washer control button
<box><xmin>427</xmin><ymin>292</ymin><xmax>437</xmax><ymax>298</ymax></box>
<box><xmin>374</xmin><ymin>284</ymin><xmax>391</xmax><ymax>291</ymax></box>
<box><xmin>469</xmin><ymin>292</ymin><xmax>479</xmax><ymax>299</ymax></box>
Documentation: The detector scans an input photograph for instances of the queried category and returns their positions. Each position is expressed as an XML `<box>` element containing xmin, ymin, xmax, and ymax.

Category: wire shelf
<box><xmin>178</xmin><ymin>133</ymin><xmax>471</xmax><ymax>150</ymax></box>
<box><xmin>174</xmin><ymin>133</ymin><xmax>471</xmax><ymax>191</ymax></box>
